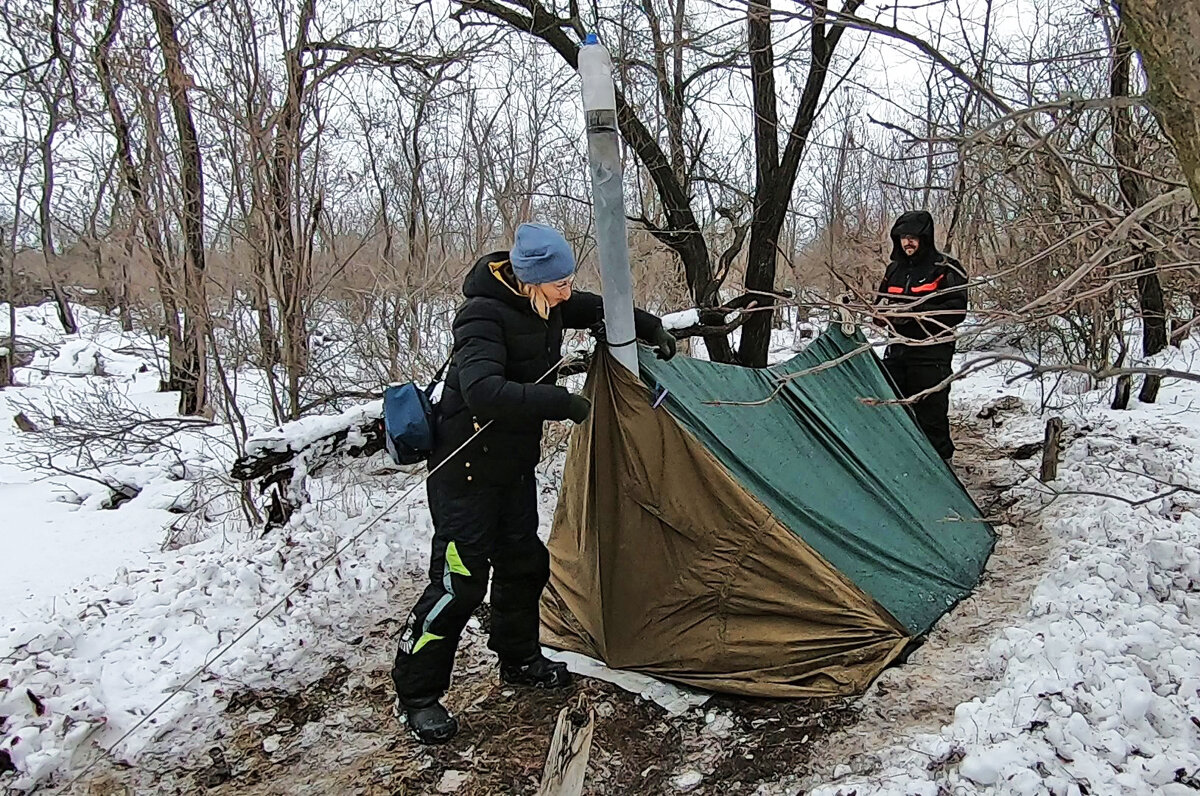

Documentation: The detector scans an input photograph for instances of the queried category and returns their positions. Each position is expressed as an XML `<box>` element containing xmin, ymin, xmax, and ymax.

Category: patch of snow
<box><xmin>0</xmin><ymin>302</ymin><xmax>433</xmax><ymax>791</ymax></box>
<box><xmin>245</xmin><ymin>400</ymin><xmax>382</xmax><ymax>455</ymax></box>
<box><xmin>809</xmin><ymin>337</ymin><xmax>1200</xmax><ymax>796</ymax></box>
<box><xmin>437</xmin><ymin>769</ymin><xmax>469</xmax><ymax>792</ymax></box>
<box><xmin>661</xmin><ymin>309</ymin><xmax>699</xmax><ymax>332</ymax></box>
<box><xmin>671</xmin><ymin>769</ymin><xmax>704</xmax><ymax>791</ymax></box>
<box><xmin>543</xmin><ymin>649</ymin><xmax>710</xmax><ymax>716</ymax></box>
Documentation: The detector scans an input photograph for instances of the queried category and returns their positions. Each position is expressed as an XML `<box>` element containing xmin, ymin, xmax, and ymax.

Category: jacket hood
<box><xmin>889</xmin><ymin>210</ymin><xmax>938</xmax><ymax>265</ymax></box>
<box><xmin>462</xmin><ymin>251</ymin><xmax>529</xmax><ymax>309</ymax></box>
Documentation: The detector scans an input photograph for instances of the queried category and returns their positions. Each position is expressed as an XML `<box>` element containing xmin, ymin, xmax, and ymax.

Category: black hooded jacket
<box><xmin>876</xmin><ymin>211</ymin><xmax>968</xmax><ymax>358</ymax></box>
<box><xmin>430</xmin><ymin>251</ymin><xmax>663</xmax><ymax>485</ymax></box>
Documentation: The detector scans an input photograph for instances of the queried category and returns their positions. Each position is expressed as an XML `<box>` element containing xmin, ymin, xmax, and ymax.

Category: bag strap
<box><xmin>432</xmin><ymin>352</ymin><xmax>453</xmax><ymax>383</ymax></box>
<box><xmin>422</xmin><ymin>352</ymin><xmax>454</xmax><ymax>399</ymax></box>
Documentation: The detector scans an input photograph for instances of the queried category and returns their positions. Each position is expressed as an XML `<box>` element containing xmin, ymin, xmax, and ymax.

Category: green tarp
<box><xmin>637</xmin><ymin>327</ymin><xmax>994</xmax><ymax>636</ymax></box>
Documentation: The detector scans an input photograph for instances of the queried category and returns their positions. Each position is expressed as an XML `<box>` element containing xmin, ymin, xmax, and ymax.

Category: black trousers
<box><xmin>392</xmin><ymin>472</ymin><xmax>548</xmax><ymax>706</ymax></box>
<box><xmin>883</xmin><ymin>354</ymin><xmax>955</xmax><ymax>460</ymax></box>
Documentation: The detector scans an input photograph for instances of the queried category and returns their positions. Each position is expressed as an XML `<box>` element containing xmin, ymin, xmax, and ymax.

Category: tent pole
<box><xmin>579</xmin><ymin>33</ymin><xmax>637</xmax><ymax>373</ymax></box>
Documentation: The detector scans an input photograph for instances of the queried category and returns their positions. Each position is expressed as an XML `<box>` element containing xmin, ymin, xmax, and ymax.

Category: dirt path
<box><xmin>786</xmin><ymin>420</ymin><xmax>1053</xmax><ymax>791</ymax></box>
<box><xmin>81</xmin><ymin>412</ymin><xmax>1049</xmax><ymax>796</ymax></box>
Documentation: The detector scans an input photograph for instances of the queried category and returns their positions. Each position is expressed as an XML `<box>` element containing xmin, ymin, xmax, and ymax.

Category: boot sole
<box><xmin>411</xmin><ymin>725</ymin><xmax>458</xmax><ymax>745</ymax></box>
<box><xmin>395</xmin><ymin>700</ymin><xmax>459</xmax><ymax>744</ymax></box>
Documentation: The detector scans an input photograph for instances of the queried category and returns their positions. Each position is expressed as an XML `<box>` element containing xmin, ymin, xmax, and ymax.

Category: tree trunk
<box><xmin>740</xmin><ymin>0</ymin><xmax>783</xmax><ymax>369</ymax></box>
<box><xmin>1112</xmin><ymin>374</ymin><xmax>1133</xmax><ymax>410</ymax></box>
<box><xmin>268</xmin><ymin>0</ymin><xmax>317</xmax><ymax>419</ymax></box>
<box><xmin>37</xmin><ymin>82</ymin><xmax>79</xmax><ymax>336</ymax></box>
<box><xmin>116</xmin><ymin>238</ymin><xmax>135</xmax><ymax>333</ymax></box>
<box><xmin>1118</xmin><ymin>1</ymin><xmax>1200</xmax><ymax>208</ymax></box>
<box><xmin>149</xmin><ymin>0</ymin><xmax>209</xmax><ymax>416</ymax></box>
<box><xmin>1111</xmin><ymin>21</ymin><xmax>1168</xmax><ymax>362</ymax></box>
<box><xmin>2</xmin><ymin>226</ymin><xmax>14</xmax><ymax>389</ymax></box>
<box><xmin>738</xmin><ymin>0</ymin><xmax>863</xmax><ymax>367</ymax></box>
<box><xmin>1040</xmin><ymin>417</ymin><xmax>1063</xmax><ymax>482</ymax></box>
<box><xmin>95</xmin><ymin>0</ymin><xmax>182</xmax><ymax>384</ymax></box>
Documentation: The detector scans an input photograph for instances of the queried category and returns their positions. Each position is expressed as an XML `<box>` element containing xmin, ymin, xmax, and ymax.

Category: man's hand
<box><xmin>651</xmin><ymin>326</ymin><xmax>677</xmax><ymax>360</ymax></box>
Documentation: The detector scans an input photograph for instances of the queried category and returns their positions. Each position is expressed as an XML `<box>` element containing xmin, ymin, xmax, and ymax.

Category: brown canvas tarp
<box><xmin>540</xmin><ymin>354</ymin><xmax>911</xmax><ymax>698</ymax></box>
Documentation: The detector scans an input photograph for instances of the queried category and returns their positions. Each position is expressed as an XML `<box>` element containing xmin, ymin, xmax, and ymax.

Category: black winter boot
<box><xmin>397</xmin><ymin>698</ymin><xmax>459</xmax><ymax>745</ymax></box>
<box><xmin>500</xmin><ymin>654</ymin><xmax>572</xmax><ymax>689</ymax></box>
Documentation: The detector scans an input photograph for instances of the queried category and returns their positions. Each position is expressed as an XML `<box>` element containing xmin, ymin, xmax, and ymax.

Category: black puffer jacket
<box><xmin>876</xmin><ymin>211</ymin><xmax>968</xmax><ymax>359</ymax></box>
<box><xmin>430</xmin><ymin>251</ymin><xmax>664</xmax><ymax>486</ymax></box>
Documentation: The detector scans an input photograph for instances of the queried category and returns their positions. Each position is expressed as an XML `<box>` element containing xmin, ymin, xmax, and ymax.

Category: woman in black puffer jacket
<box><xmin>392</xmin><ymin>223</ymin><xmax>675</xmax><ymax>744</ymax></box>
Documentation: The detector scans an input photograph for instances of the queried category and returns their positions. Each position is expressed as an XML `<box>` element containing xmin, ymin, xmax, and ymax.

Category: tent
<box><xmin>540</xmin><ymin>326</ymin><xmax>995</xmax><ymax>698</ymax></box>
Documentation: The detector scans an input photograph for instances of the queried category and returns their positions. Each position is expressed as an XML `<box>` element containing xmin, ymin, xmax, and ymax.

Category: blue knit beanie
<box><xmin>511</xmin><ymin>223</ymin><xmax>576</xmax><ymax>285</ymax></box>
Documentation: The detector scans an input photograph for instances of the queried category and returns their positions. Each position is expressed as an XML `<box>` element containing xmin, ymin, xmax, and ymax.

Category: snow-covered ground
<box><xmin>0</xmin><ymin>304</ymin><xmax>444</xmax><ymax>789</ymax></box>
<box><xmin>4</xmin><ymin>299</ymin><xmax>1200</xmax><ymax>794</ymax></box>
<box><xmin>0</xmin><ymin>305</ymin><xmax>175</xmax><ymax>622</ymax></box>
<box><xmin>808</xmin><ymin>343</ymin><xmax>1200</xmax><ymax>796</ymax></box>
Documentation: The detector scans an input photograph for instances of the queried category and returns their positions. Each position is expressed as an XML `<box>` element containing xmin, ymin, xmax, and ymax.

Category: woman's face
<box><xmin>540</xmin><ymin>277</ymin><xmax>574</xmax><ymax>307</ymax></box>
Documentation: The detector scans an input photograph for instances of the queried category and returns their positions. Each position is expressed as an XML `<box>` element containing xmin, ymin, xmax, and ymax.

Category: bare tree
<box><xmin>148</xmin><ymin>0</ymin><xmax>210</xmax><ymax>416</ymax></box>
<box><xmin>33</xmin><ymin>70</ymin><xmax>80</xmax><ymax>335</ymax></box>
<box><xmin>452</xmin><ymin>0</ymin><xmax>867</xmax><ymax>365</ymax></box>
<box><xmin>93</xmin><ymin>0</ymin><xmax>185</xmax><ymax>388</ymax></box>
<box><xmin>0</xmin><ymin>0</ymin><xmax>80</xmax><ymax>335</ymax></box>
<box><xmin>1119</xmin><ymin>1</ymin><xmax>1200</xmax><ymax>208</ymax></box>
<box><xmin>1</xmin><ymin>224</ymin><xmax>13</xmax><ymax>388</ymax></box>
<box><xmin>1109</xmin><ymin>17</ymin><xmax>1167</xmax><ymax>404</ymax></box>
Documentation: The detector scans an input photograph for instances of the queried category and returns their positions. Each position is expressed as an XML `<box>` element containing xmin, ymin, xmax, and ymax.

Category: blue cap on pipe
<box><xmin>584</xmin><ymin>32</ymin><xmax>598</xmax><ymax>45</ymax></box>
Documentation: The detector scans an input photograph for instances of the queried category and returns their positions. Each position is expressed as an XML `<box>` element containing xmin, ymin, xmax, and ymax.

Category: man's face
<box><xmin>900</xmin><ymin>235</ymin><xmax>920</xmax><ymax>256</ymax></box>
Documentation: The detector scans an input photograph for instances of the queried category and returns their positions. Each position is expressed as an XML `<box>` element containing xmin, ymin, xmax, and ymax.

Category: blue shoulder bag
<box><xmin>382</xmin><ymin>355</ymin><xmax>452</xmax><ymax>466</ymax></box>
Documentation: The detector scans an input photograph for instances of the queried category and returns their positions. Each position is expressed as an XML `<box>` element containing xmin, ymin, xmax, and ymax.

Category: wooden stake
<box><xmin>1040</xmin><ymin>417</ymin><xmax>1063</xmax><ymax>483</ymax></box>
<box><xmin>537</xmin><ymin>694</ymin><xmax>595</xmax><ymax>796</ymax></box>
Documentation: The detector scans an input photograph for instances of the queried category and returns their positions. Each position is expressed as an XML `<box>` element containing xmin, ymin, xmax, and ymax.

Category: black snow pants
<box><xmin>392</xmin><ymin>471</ymin><xmax>548</xmax><ymax>706</ymax></box>
<box><xmin>883</xmin><ymin>352</ymin><xmax>955</xmax><ymax>460</ymax></box>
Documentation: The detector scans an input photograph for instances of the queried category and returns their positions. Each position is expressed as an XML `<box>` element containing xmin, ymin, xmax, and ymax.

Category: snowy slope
<box><xmin>0</xmin><ymin>306</ymin><xmax>174</xmax><ymax>623</ymax></box>
<box><xmin>6</xmin><ymin>301</ymin><xmax>1200</xmax><ymax>794</ymax></box>
<box><xmin>808</xmin><ymin>342</ymin><xmax>1200</xmax><ymax>796</ymax></box>
<box><xmin>0</xmin><ymin>303</ymin><xmax>562</xmax><ymax>791</ymax></box>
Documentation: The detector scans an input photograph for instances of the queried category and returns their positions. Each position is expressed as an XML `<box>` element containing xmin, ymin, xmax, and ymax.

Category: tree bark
<box><xmin>95</xmin><ymin>0</ymin><xmax>183</xmax><ymax>387</ymax></box>
<box><xmin>2</xmin><ymin>226</ymin><xmax>13</xmax><ymax>389</ymax></box>
<box><xmin>270</xmin><ymin>0</ymin><xmax>316</xmax><ymax>419</ymax></box>
<box><xmin>738</xmin><ymin>0</ymin><xmax>864</xmax><ymax>367</ymax></box>
<box><xmin>1118</xmin><ymin>0</ymin><xmax>1200</xmax><ymax>208</ymax></box>
<box><xmin>1111</xmin><ymin>21</ymin><xmax>1168</xmax><ymax>362</ymax></box>
<box><xmin>149</xmin><ymin>0</ymin><xmax>209</xmax><ymax>416</ymax></box>
<box><xmin>37</xmin><ymin>79</ymin><xmax>79</xmax><ymax>336</ymax></box>
<box><xmin>1040</xmin><ymin>417</ymin><xmax>1063</xmax><ymax>482</ymax></box>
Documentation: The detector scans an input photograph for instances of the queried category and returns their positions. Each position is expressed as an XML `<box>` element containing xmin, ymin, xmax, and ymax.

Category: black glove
<box><xmin>565</xmin><ymin>394</ymin><xmax>592</xmax><ymax>423</ymax></box>
<box><xmin>650</xmin><ymin>325</ymin><xmax>677</xmax><ymax>361</ymax></box>
<box><xmin>587</xmin><ymin>320</ymin><xmax>608</xmax><ymax>343</ymax></box>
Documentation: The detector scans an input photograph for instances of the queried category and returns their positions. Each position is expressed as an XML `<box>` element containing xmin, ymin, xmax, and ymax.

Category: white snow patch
<box><xmin>543</xmin><ymin>649</ymin><xmax>710</xmax><ymax>716</ymax></box>
<box><xmin>245</xmin><ymin>400</ymin><xmax>382</xmax><ymax>455</ymax></box>
<box><xmin>661</xmin><ymin>308</ymin><xmax>700</xmax><ymax>331</ymax></box>
<box><xmin>809</xmin><ymin>338</ymin><xmax>1200</xmax><ymax>796</ymax></box>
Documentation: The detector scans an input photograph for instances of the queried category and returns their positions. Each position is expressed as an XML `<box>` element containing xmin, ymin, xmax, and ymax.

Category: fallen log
<box><xmin>231</xmin><ymin>402</ymin><xmax>388</xmax><ymax>528</ymax></box>
<box><xmin>231</xmin><ymin>412</ymin><xmax>385</xmax><ymax>484</ymax></box>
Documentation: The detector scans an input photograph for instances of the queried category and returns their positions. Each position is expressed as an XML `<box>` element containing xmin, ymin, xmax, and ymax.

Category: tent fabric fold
<box><xmin>540</xmin><ymin>327</ymin><xmax>995</xmax><ymax>698</ymax></box>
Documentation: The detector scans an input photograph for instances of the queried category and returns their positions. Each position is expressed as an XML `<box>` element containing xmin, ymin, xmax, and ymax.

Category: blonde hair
<box><xmin>520</xmin><ymin>283</ymin><xmax>556</xmax><ymax>320</ymax></box>
<box><xmin>489</xmin><ymin>258</ymin><xmax>555</xmax><ymax>319</ymax></box>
